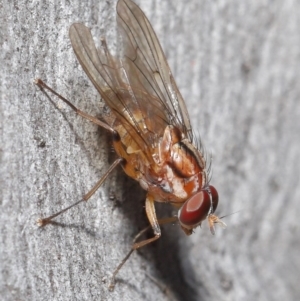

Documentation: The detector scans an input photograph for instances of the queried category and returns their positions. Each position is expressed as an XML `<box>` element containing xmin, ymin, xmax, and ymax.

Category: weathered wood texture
<box><xmin>1</xmin><ymin>0</ymin><xmax>300</xmax><ymax>300</ymax></box>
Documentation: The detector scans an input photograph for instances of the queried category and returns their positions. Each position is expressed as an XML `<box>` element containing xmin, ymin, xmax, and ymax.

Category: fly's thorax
<box><xmin>169</xmin><ymin>139</ymin><xmax>205</xmax><ymax>178</ymax></box>
<box><xmin>134</xmin><ymin>125</ymin><xmax>208</xmax><ymax>203</ymax></box>
<box><xmin>161</xmin><ymin>125</ymin><xmax>207</xmax><ymax>188</ymax></box>
<box><xmin>116</xmin><ymin>124</ymin><xmax>208</xmax><ymax>204</ymax></box>
<box><xmin>136</xmin><ymin>166</ymin><xmax>206</xmax><ymax>204</ymax></box>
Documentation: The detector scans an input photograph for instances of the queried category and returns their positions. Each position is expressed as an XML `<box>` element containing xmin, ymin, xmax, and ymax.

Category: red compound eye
<box><xmin>179</xmin><ymin>185</ymin><xmax>219</xmax><ymax>228</ymax></box>
<box><xmin>179</xmin><ymin>190</ymin><xmax>211</xmax><ymax>227</ymax></box>
<box><xmin>209</xmin><ymin>185</ymin><xmax>219</xmax><ymax>213</ymax></box>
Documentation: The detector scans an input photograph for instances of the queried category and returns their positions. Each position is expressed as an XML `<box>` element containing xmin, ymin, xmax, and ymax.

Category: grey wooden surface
<box><xmin>1</xmin><ymin>0</ymin><xmax>300</xmax><ymax>300</ymax></box>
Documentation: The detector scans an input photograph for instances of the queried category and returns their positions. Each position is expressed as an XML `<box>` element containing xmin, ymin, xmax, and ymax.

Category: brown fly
<box><xmin>35</xmin><ymin>0</ymin><xmax>226</xmax><ymax>289</ymax></box>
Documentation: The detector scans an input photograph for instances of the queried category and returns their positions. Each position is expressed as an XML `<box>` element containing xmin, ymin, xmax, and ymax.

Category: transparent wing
<box><xmin>117</xmin><ymin>0</ymin><xmax>192</xmax><ymax>139</ymax></box>
<box><xmin>69</xmin><ymin>0</ymin><xmax>193</xmax><ymax>158</ymax></box>
<box><xmin>69</xmin><ymin>23</ymin><xmax>157</xmax><ymax>157</ymax></box>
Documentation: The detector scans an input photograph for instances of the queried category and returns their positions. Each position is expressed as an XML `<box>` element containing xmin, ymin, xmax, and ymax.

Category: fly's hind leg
<box><xmin>34</xmin><ymin>79</ymin><xmax>129</xmax><ymax>224</ymax></box>
<box><xmin>34</xmin><ymin>79</ymin><xmax>128</xmax><ymax>160</ymax></box>
<box><xmin>34</xmin><ymin>79</ymin><xmax>114</xmax><ymax>132</ymax></box>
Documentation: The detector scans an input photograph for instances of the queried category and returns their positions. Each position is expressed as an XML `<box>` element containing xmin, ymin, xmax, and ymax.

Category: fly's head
<box><xmin>178</xmin><ymin>185</ymin><xmax>226</xmax><ymax>235</ymax></box>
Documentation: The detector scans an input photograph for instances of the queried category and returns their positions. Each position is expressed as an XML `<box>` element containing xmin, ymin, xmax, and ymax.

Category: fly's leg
<box><xmin>35</xmin><ymin>79</ymin><xmax>129</xmax><ymax>159</ymax></box>
<box><xmin>34</xmin><ymin>79</ymin><xmax>129</xmax><ymax>224</ymax></box>
<box><xmin>38</xmin><ymin>158</ymin><xmax>123</xmax><ymax>226</ymax></box>
<box><xmin>34</xmin><ymin>79</ymin><xmax>115</xmax><ymax>132</ymax></box>
<box><xmin>108</xmin><ymin>197</ymin><xmax>178</xmax><ymax>290</ymax></box>
<box><xmin>134</xmin><ymin>194</ymin><xmax>162</xmax><ymax>248</ymax></box>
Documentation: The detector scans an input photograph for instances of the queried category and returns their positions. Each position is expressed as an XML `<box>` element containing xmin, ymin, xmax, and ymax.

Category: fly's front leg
<box><xmin>108</xmin><ymin>201</ymin><xmax>176</xmax><ymax>290</ymax></box>
<box><xmin>133</xmin><ymin>194</ymin><xmax>161</xmax><ymax>249</ymax></box>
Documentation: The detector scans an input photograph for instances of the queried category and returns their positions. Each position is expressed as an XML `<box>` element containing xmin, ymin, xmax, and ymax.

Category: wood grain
<box><xmin>1</xmin><ymin>0</ymin><xmax>300</xmax><ymax>300</ymax></box>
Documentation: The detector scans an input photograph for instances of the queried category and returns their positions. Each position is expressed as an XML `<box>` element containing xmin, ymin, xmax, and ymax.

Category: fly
<box><xmin>35</xmin><ymin>0</ymin><xmax>226</xmax><ymax>290</ymax></box>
